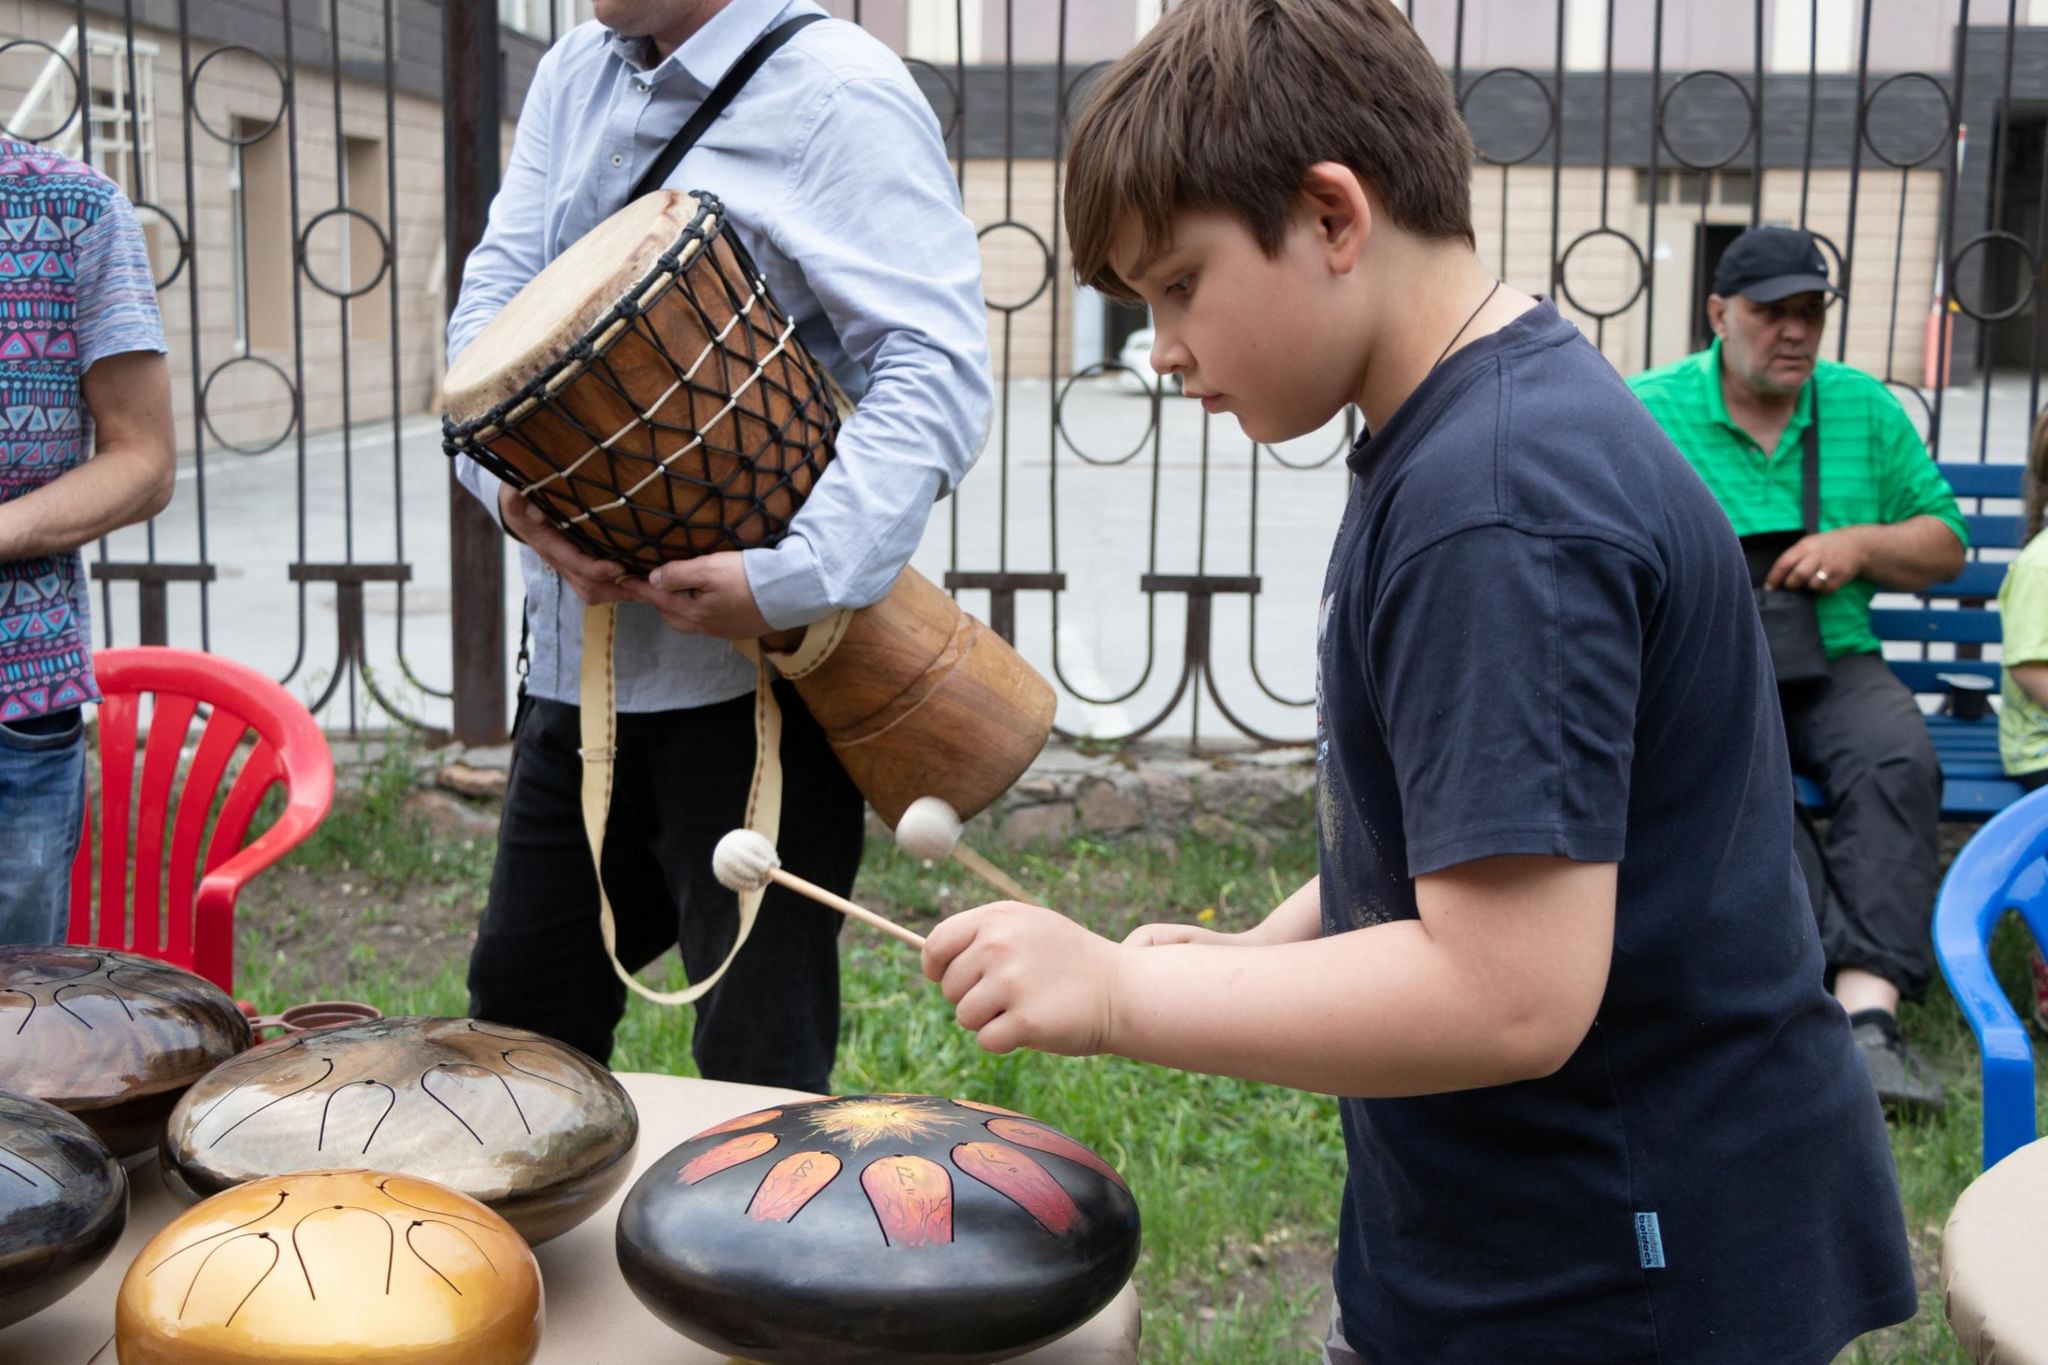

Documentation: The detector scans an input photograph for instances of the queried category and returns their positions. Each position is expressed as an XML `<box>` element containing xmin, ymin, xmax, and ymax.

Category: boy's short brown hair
<box><xmin>1065</xmin><ymin>0</ymin><xmax>1474</xmax><ymax>300</ymax></box>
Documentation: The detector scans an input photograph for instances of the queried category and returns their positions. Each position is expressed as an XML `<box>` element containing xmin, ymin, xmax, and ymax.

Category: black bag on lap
<box><xmin>1738</xmin><ymin>402</ymin><xmax>1830</xmax><ymax>687</ymax></box>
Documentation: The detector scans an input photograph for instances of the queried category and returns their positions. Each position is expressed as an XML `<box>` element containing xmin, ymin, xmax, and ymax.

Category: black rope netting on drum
<box><xmin>444</xmin><ymin>193</ymin><xmax>841</xmax><ymax>576</ymax></box>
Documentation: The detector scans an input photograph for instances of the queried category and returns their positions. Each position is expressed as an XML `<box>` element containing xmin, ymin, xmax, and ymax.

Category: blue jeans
<box><xmin>0</xmin><ymin>708</ymin><xmax>86</xmax><ymax>944</ymax></box>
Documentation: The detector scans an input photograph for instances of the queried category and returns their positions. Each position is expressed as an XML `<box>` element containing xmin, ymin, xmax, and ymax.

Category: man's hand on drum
<box><xmin>628</xmin><ymin>553</ymin><xmax>775</xmax><ymax>640</ymax></box>
<box><xmin>498</xmin><ymin>486</ymin><xmax>635</xmax><ymax>605</ymax></box>
<box><xmin>921</xmin><ymin>902</ymin><xmax>1122</xmax><ymax>1058</ymax></box>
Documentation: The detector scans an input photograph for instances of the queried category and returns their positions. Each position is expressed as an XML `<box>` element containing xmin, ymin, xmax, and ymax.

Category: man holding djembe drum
<box><xmin>445</xmin><ymin>0</ymin><xmax>990</xmax><ymax>1090</ymax></box>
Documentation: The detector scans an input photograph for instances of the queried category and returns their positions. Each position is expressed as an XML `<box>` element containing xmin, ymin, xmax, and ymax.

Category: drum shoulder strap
<box><xmin>627</xmin><ymin>13</ymin><xmax>830</xmax><ymax>207</ymax></box>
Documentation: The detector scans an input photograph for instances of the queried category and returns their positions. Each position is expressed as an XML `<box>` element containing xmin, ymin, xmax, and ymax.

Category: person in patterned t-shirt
<box><xmin>0</xmin><ymin>141</ymin><xmax>172</xmax><ymax>944</ymax></box>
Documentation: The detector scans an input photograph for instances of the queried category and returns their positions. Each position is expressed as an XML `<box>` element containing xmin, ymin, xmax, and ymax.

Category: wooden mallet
<box><xmin>712</xmin><ymin>829</ymin><xmax>926</xmax><ymax>950</ymax></box>
<box><xmin>894</xmin><ymin>796</ymin><xmax>1037</xmax><ymax>904</ymax></box>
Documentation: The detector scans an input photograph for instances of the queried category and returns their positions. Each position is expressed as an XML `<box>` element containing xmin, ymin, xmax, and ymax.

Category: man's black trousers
<box><xmin>1784</xmin><ymin>651</ymin><xmax>1941</xmax><ymax>1000</ymax></box>
<box><xmin>467</xmin><ymin>684</ymin><xmax>863</xmax><ymax>1092</ymax></box>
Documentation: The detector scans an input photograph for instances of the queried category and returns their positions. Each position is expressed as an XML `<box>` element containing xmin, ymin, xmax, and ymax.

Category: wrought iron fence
<box><xmin>0</xmin><ymin>0</ymin><xmax>2035</xmax><ymax>749</ymax></box>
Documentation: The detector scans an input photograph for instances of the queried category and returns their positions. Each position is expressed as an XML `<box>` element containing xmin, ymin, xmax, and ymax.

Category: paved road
<box><xmin>92</xmin><ymin>370</ymin><xmax>2031</xmax><ymax>744</ymax></box>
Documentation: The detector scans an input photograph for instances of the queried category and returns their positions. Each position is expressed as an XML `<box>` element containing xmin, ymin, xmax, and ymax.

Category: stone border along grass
<box><xmin>420</xmin><ymin>735</ymin><xmax>1321</xmax><ymax>852</ymax></box>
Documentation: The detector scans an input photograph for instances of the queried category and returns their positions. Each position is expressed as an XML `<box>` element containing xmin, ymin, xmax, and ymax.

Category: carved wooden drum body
<box><xmin>0</xmin><ymin>1091</ymin><xmax>128</xmax><ymax>1329</ymax></box>
<box><xmin>115</xmin><ymin>1169</ymin><xmax>542</xmax><ymax>1364</ymax></box>
<box><xmin>0</xmin><ymin>947</ymin><xmax>251</xmax><ymax>1157</ymax></box>
<box><xmin>615</xmin><ymin>1094</ymin><xmax>1141</xmax><ymax>1364</ymax></box>
<box><xmin>771</xmin><ymin>567</ymin><xmax>1057</xmax><ymax>826</ymax></box>
<box><xmin>162</xmin><ymin>1017</ymin><xmax>637</xmax><ymax>1244</ymax></box>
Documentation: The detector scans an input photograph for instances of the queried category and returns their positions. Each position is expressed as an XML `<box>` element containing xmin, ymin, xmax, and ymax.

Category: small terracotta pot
<box><xmin>248</xmin><ymin>1000</ymin><xmax>383</xmax><ymax>1040</ymax></box>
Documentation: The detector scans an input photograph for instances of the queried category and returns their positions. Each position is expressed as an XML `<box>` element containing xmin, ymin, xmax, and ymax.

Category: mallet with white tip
<box><xmin>894</xmin><ymin>796</ymin><xmax>1037</xmax><ymax>904</ymax></box>
<box><xmin>712</xmin><ymin>829</ymin><xmax>927</xmax><ymax>949</ymax></box>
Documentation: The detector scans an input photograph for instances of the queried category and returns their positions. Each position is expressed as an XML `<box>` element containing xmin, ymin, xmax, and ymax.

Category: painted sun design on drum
<box><xmin>803</xmin><ymin>1097</ymin><xmax>965</xmax><ymax>1149</ymax></box>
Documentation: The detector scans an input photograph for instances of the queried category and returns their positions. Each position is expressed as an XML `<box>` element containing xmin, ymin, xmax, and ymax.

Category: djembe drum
<box><xmin>444</xmin><ymin>190</ymin><xmax>1053</xmax><ymax>1003</ymax></box>
<box><xmin>161</xmin><ymin>1017</ymin><xmax>637</xmax><ymax>1244</ymax></box>
<box><xmin>0</xmin><ymin>1091</ymin><xmax>128</xmax><ymax>1330</ymax></box>
<box><xmin>0</xmin><ymin>947</ymin><xmax>251</xmax><ymax>1156</ymax></box>
<box><xmin>115</xmin><ymin>1169</ymin><xmax>542</xmax><ymax>1364</ymax></box>
<box><xmin>441</xmin><ymin>190</ymin><xmax>838</xmax><ymax>573</ymax></box>
<box><xmin>615</xmin><ymin>1094</ymin><xmax>1141</xmax><ymax>1363</ymax></box>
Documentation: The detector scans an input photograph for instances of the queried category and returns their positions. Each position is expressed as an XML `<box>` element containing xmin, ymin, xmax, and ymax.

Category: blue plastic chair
<box><xmin>1933</xmin><ymin>785</ymin><xmax>2048</xmax><ymax>1169</ymax></box>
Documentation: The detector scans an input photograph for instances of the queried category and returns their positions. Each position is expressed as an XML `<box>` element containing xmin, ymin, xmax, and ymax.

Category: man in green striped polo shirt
<box><xmin>1629</xmin><ymin>226</ymin><xmax>1966</xmax><ymax>1116</ymax></box>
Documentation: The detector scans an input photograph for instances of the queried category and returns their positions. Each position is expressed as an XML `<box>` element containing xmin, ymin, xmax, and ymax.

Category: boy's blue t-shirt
<box><xmin>1317</xmin><ymin>301</ymin><xmax>1916</xmax><ymax>1363</ymax></box>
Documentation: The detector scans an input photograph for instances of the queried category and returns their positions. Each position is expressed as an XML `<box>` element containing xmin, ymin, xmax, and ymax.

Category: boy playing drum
<box><xmin>921</xmin><ymin>1</ymin><xmax>1918</xmax><ymax>1359</ymax></box>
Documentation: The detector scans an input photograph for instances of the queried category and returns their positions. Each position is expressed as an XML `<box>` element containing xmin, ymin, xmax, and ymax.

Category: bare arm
<box><xmin>2011</xmin><ymin>662</ymin><xmax>2048</xmax><ymax>712</ymax></box>
<box><xmin>1125</xmin><ymin>875</ymin><xmax>1322</xmax><ymax>948</ymax></box>
<box><xmin>926</xmin><ymin>856</ymin><xmax>1616</xmax><ymax>1097</ymax></box>
<box><xmin>1769</xmin><ymin>516</ymin><xmax>1966</xmax><ymax>595</ymax></box>
<box><xmin>0</xmin><ymin>350</ymin><xmax>174</xmax><ymax>562</ymax></box>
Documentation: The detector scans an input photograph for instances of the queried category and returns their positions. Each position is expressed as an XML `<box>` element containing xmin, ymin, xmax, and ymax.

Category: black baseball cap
<box><xmin>1712</xmin><ymin>226</ymin><xmax>1840</xmax><ymax>303</ymax></box>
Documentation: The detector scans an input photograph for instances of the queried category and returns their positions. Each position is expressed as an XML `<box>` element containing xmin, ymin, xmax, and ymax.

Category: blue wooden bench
<box><xmin>1792</xmin><ymin>460</ymin><xmax>2028</xmax><ymax>822</ymax></box>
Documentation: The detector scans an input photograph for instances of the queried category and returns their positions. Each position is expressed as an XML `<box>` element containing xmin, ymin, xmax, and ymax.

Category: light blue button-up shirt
<box><xmin>448</xmin><ymin>1</ymin><xmax>991</xmax><ymax>711</ymax></box>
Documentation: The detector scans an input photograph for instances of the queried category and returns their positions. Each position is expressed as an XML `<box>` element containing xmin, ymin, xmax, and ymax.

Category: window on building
<box><xmin>234</xmin><ymin>114</ymin><xmax>293</xmax><ymax>355</ymax></box>
<box><xmin>1770</xmin><ymin>0</ymin><xmax>1855</xmax><ymax>73</ymax></box>
<box><xmin>229</xmin><ymin>138</ymin><xmax>248</xmax><ymax>352</ymax></box>
<box><xmin>1565</xmin><ymin>0</ymin><xmax>1607</xmax><ymax>72</ymax></box>
<box><xmin>906</xmin><ymin>0</ymin><xmax>984</xmax><ymax>62</ymax></box>
<box><xmin>342</xmin><ymin>135</ymin><xmax>389</xmax><ymax>345</ymax></box>
<box><xmin>1637</xmin><ymin>169</ymin><xmax>1754</xmax><ymax>210</ymax></box>
<box><xmin>79</xmin><ymin>30</ymin><xmax>159</xmax><ymax>202</ymax></box>
<box><xmin>5</xmin><ymin>29</ymin><xmax>169</xmax><ymax>273</ymax></box>
<box><xmin>499</xmin><ymin>0</ymin><xmax>593</xmax><ymax>40</ymax></box>
<box><xmin>3</xmin><ymin>28</ymin><xmax>161</xmax><ymax>196</ymax></box>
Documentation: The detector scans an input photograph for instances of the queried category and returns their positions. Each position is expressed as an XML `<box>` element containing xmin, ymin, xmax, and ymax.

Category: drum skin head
<box><xmin>615</xmin><ymin>1094</ymin><xmax>1141</xmax><ymax>1363</ymax></box>
<box><xmin>115</xmin><ymin>1169</ymin><xmax>542</xmax><ymax>1364</ymax></box>
<box><xmin>444</xmin><ymin>191</ymin><xmax>700</xmax><ymax>421</ymax></box>
<box><xmin>0</xmin><ymin>947</ymin><xmax>251</xmax><ymax>1157</ymax></box>
<box><xmin>0</xmin><ymin>1091</ymin><xmax>128</xmax><ymax>1330</ymax></box>
<box><xmin>162</xmin><ymin>1017</ymin><xmax>637</xmax><ymax>1245</ymax></box>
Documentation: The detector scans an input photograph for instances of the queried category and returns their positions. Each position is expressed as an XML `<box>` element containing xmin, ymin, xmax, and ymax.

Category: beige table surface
<box><xmin>0</xmin><ymin>1071</ymin><xmax>1140</xmax><ymax>1364</ymax></box>
<box><xmin>1943</xmin><ymin>1135</ymin><xmax>2048</xmax><ymax>1365</ymax></box>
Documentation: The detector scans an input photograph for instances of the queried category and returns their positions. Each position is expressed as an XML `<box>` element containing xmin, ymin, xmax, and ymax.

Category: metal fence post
<box><xmin>444</xmin><ymin>0</ymin><xmax>508</xmax><ymax>745</ymax></box>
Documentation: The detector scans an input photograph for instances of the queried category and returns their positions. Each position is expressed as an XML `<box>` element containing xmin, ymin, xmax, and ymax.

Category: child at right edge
<box><xmin>919</xmin><ymin>1</ymin><xmax>1919</xmax><ymax>1361</ymax></box>
<box><xmin>2002</xmin><ymin>412</ymin><xmax>2048</xmax><ymax>1030</ymax></box>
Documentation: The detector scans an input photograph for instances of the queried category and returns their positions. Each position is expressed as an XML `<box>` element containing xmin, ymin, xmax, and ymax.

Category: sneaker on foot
<box><xmin>1850</xmin><ymin>1008</ymin><xmax>1946</xmax><ymax>1117</ymax></box>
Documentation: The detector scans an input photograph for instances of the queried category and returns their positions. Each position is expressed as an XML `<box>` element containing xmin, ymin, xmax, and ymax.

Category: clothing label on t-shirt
<box><xmin>1635</xmin><ymin>1211</ymin><xmax>1666</xmax><ymax>1269</ymax></box>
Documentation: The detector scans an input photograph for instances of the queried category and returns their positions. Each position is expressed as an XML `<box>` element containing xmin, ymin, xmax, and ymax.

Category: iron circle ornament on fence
<box><xmin>1258</xmin><ymin>423</ymin><xmax>1355</xmax><ymax>472</ymax></box>
<box><xmin>1809</xmin><ymin>229</ymin><xmax>1846</xmax><ymax>310</ymax></box>
<box><xmin>1861</xmin><ymin>71</ymin><xmax>1956</xmax><ymax>170</ymax></box>
<box><xmin>1556</xmin><ymin>226</ymin><xmax>1650</xmax><ymax>321</ymax></box>
<box><xmin>187</xmin><ymin>44</ymin><xmax>290</xmax><ymax>146</ymax></box>
<box><xmin>1884</xmin><ymin>378</ymin><xmax>1936</xmax><ymax>441</ymax></box>
<box><xmin>978</xmin><ymin>219</ymin><xmax>1055</xmax><ymax>314</ymax></box>
<box><xmin>0</xmin><ymin>40</ymin><xmax>82</xmax><ymax>144</ymax></box>
<box><xmin>297</xmin><ymin>205</ymin><xmax>392</xmax><ymax>300</ymax></box>
<box><xmin>1054</xmin><ymin>361</ymin><xmax>1160</xmax><ymax>467</ymax></box>
<box><xmin>1948</xmin><ymin>230</ymin><xmax>2040</xmax><ymax>324</ymax></box>
<box><xmin>1458</xmin><ymin>67</ymin><xmax>1558</xmax><ymax>168</ymax></box>
<box><xmin>902</xmin><ymin>58</ymin><xmax>963</xmax><ymax>147</ymax></box>
<box><xmin>1059</xmin><ymin>62</ymin><xmax>1114</xmax><ymax>138</ymax></box>
<box><xmin>1656</xmin><ymin>69</ymin><xmax>1759</xmax><ymax>172</ymax></box>
<box><xmin>199</xmin><ymin>353</ymin><xmax>300</xmax><ymax>456</ymax></box>
<box><xmin>130</xmin><ymin>201</ymin><xmax>190</xmax><ymax>292</ymax></box>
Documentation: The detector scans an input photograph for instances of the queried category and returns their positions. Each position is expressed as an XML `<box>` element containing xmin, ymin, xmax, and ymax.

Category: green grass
<box><xmin>230</xmin><ymin>775</ymin><xmax>2048</xmax><ymax>1364</ymax></box>
<box><xmin>281</xmin><ymin>742</ymin><xmax>497</xmax><ymax>889</ymax></box>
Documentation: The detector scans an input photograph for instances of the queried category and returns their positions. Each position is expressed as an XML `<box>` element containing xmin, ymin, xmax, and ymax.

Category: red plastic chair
<box><xmin>67</xmin><ymin>646</ymin><xmax>335</xmax><ymax>994</ymax></box>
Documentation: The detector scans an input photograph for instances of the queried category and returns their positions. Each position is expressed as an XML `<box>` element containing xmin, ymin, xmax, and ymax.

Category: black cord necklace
<box><xmin>1431</xmin><ymin>279</ymin><xmax>1504</xmax><ymax>373</ymax></box>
